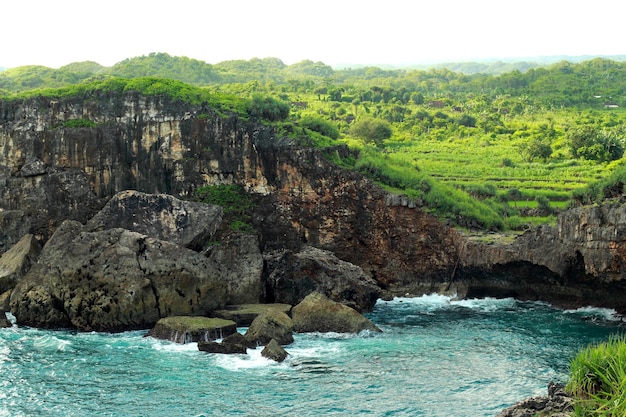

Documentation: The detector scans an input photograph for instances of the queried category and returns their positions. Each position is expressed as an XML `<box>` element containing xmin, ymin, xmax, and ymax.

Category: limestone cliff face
<box><xmin>460</xmin><ymin>202</ymin><xmax>626</xmax><ymax>312</ymax></box>
<box><xmin>3</xmin><ymin>91</ymin><xmax>626</xmax><ymax>312</ymax></box>
<box><xmin>0</xmin><ymin>92</ymin><xmax>458</xmax><ymax>296</ymax></box>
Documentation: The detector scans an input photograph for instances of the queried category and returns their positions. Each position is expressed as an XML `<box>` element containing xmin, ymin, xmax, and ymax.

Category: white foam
<box><xmin>32</xmin><ymin>334</ymin><xmax>72</xmax><ymax>352</ymax></box>
<box><xmin>152</xmin><ymin>340</ymin><xmax>200</xmax><ymax>353</ymax></box>
<box><xmin>376</xmin><ymin>293</ymin><xmax>518</xmax><ymax>313</ymax></box>
<box><xmin>564</xmin><ymin>306</ymin><xmax>622</xmax><ymax>322</ymax></box>
<box><xmin>213</xmin><ymin>347</ymin><xmax>274</xmax><ymax>371</ymax></box>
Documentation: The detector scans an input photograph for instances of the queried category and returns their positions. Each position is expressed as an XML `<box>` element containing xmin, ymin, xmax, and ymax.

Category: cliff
<box><xmin>2</xmin><ymin>91</ymin><xmax>626</xmax><ymax>314</ymax></box>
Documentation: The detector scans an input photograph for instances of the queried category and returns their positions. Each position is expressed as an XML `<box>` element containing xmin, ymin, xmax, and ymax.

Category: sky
<box><xmin>2</xmin><ymin>0</ymin><xmax>625</xmax><ymax>69</ymax></box>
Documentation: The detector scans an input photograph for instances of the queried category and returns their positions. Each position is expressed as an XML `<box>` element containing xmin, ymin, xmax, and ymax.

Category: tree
<box><xmin>300</xmin><ymin>115</ymin><xmax>339</xmax><ymax>139</ymax></box>
<box><xmin>568</xmin><ymin>127</ymin><xmax>624</xmax><ymax>162</ymax></box>
<box><xmin>350</xmin><ymin>117</ymin><xmax>393</xmax><ymax>146</ymax></box>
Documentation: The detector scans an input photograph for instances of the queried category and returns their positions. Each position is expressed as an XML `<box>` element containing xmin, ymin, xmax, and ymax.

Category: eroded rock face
<box><xmin>460</xmin><ymin>201</ymin><xmax>626</xmax><ymax>313</ymax></box>
<box><xmin>0</xmin><ymin>234</ymin><xmax>40</xmax><ymax>294</ymax></box>
<box><xmin>291</xmin><ymin>292</ymin><xmax>382</xmax><ymax>334</ymax></box>
<box><xmin>9</xmin><ymin>221</ymin><xmax>229</xmax><ymax>331</ymax></box>
<box><xmin>205</xmin><ymin>232</ymin><xmax>264</xmax><ymax>304</ymax></box>
<box><xmin>85</xmin><ymin>190</ymin><xmax>223</xmax><ymax>251</ymax></box>
<box><xmin>264</xmin><ymin>246</ymin><xmax>381</xmax><ymax>312</ymax></box>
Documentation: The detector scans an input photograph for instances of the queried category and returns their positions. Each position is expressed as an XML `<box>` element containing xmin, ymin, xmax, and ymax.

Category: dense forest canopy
<box><xmin>2</xmin><ymin>52</ymin><xmax>626</xmax><ymax>232</ymax></box>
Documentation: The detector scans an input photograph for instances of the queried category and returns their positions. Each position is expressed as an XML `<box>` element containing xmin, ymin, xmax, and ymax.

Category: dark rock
<box><xmin>9</xmin><ymin>221</ymin><xmax>229</xmax><ymax>331</ymax></box>
<box><xmin>0</xmin><ymin>290</ymin><xmax>10</xmax><ymax>311</ymax></box>
<box><xmin>147</xmin><ymin>316</ymin><xmax>237</xmax><ymax>344</ymax></box>
<box><xmin>261</xmin><ymin>339</ymin><xmax>288</xmax><ymax>362</ymax></box>
<box><xmin>213</xmin><ymin>303</ymin><xmax>292</xmax><ymax>326</ymax></box>
<box><xmin>291</xmin><ymin>292</ymin><xmax>382</xmax><ymax>334</ymax></box>
<box><xmin>0</xmin><ymin>312</ymin><xmax>11</xmax><ymax>328</ymax></box>
<box><xmin>198</xmin><ymin>341</ymin><xmax>246</xmax><ymax>354</ymax></box>
<box><xmin>222</xmin><ymin>331</ymin><xmax>257</xmax><ymax>349</ymax></box>
<box><xmin>244</xmin><ymin>309</ymin><xmax>294</xmax><ymax>346</ymax></box>
<box><xmin>495</xmin><ymin>382</ymin><xmax>574</xmax><ymax>417</ymax></box>
<box><xmin>264</xmin><ymin>246</ymin><xmax>381</xmax><ymax>312</ymax></box>
<box><xmin>205</xmin><ymin>232</ymin><xmax>264</xmax><ymax>304</ymax></box>
<box><xmin>0</xmin><ymin>210</ymin><xmax>32</xmax><ymax>257</ymax></box>
<box><xmin>19</xmin><ymin>156</ymin><xmax>46</xmax><ymax>177</ymax></box>
<box><xmin>0</xmin><ymin>169</ymin><xmax>104</xmax><ymax>244</ymax></box>
<box><xmin>85</xmin><ymin>190</ymin><xmax>223</xmax><ymax>251</ymax></box>
<box><xmin>198</xmin><ymin>332</ymin><xmax>254</xmax><ymax>354</ymax></box>
<box><xmin>0</xmin><ymin>234</ymin><xmax>41</xmax><ymax>294</ymax></box>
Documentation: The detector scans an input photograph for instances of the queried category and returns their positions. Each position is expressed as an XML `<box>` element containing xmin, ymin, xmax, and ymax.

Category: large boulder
<box><xmin>244</xmin><ymin>309</ymin><xmax>294</xmax><ymax>346</ymax></box>
<box><xmin>205</xmin><ymin>232</ymin><xmax>264</xmax><ymax>304</ymax></box>
<box><xmin>292</xmin><ymin>292</ymin><xmax>382</xmax><ymax>334</ymax></box>
<box><xmin>261</xmin><ymin>339</ymin><xmax>289</xmax><ymax>363</ymax></box>
<box><xmin>85</xmin><ymin>190</ymin><xmax>223</xmax><ymax>251</ymax></box>
<box><xmin>0</xmin><ymin>234</ymin><xmax>41</xmax><ymax>294</ymax></box>
<box><xmin>213</xmin><ymin>303</ymin><xmax>292</xmax><ymax>326</ymax></box>
<box><xmin>9</xmin><ymin>220</ymin><xmax>229</xmax><ymax>331</ymax></box>
<box><xmin>264</xmin><ymin>246</ymin><xmax>382</xmax><ymax>312</ymax></box>
<box><xmin>147</xmin><ymin>316</ymin><xmax>237</xmax><ymax>344</ymax></box>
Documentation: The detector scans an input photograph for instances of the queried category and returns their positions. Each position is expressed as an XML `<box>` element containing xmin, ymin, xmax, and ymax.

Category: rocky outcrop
<box><xmin>213</xmin><ymin>303</ymin><xmax>292</xmax><ymax>326</ymax></box>
<box><xmin>460</xmin><ymin>201</ymin><xmax>626</xmax><ymax>313</ymax></box>
<box><xmin>244</xmin><ymin>309</ymin><xmax>294</xmax><ymax>346</ymax></box>
<box><xmin>261</xmin><ymin>339</ymin><xmax>288</xmax><ymax>363</ymax></box>
<box><xmin>291</xmin><ymin>292</ymin><xmax>382</xmax><ymax>334</ymax></box>
<box><xmin>5</xmin><ymin>91</ymin><xmax>626</xmax><ymax>318</ymax></box>
<box><xmin>264</xmin><ymin>246</ymin><xmax>381</xmax><ymax>312</ymax></box>
<box><xmin>85</xmin><ymin>190</ymin><xmax>223</xmax><ymax>251</ymax></box>
<box><xmin>0</xmin><ymin>234</ymin><xmax>40</xmax><ymax>294</ymax></box>
<box><xmin>205</xmin><ymin>232</ymin><xmax>264</xmax><ymax>304</ymax></box>
<box><xmin>147</xmin><ymin>316</ymin><xmax>237</xmax><ymax>344</ymax></box>
<box><xmin>495</xmin><ymin>382</ymin><xmax>574</xmax><ymax>417</ymax></box>
<box><xmin>9</xmin><ymin>221</ymin><xmax>229</xmax><ymax>331</ymax></box>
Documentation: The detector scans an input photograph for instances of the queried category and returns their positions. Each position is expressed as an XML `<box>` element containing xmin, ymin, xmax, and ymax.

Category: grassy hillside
<box><xmin>2</xmin><ymin>53</ymin><xmax>625</xmax><ymax>231</ymax></box>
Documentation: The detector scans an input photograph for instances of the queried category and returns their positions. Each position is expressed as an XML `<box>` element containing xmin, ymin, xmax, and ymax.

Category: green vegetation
<box><xmin>567</xmin><ymin>335</ymin><xmax>626</xmax><ymax>416</ymax></box>
<box><xmin>56</xmin><ymin>118</ymin><xmax>97</xmax><ymax>128</ymax></box>
<box><xmin>194</xmin><ymin>184</ymin><xmax>254</xmax><ymax>232</ymax></box>
<box><xmin>2</xmin><ymin>53</ymin><xmax>626</xmax><ymax>231</ymax></box>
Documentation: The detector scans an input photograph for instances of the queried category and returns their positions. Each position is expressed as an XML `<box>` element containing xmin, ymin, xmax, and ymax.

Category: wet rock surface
<box><xmin>147</xmin><ymin>316</ymin><xmax>237</xmax><ymax>344</ymax></box>
<box><xmin>495</xmin><ymin>382</ymin><xmax>574</xmax><ymax>417</ymax></box>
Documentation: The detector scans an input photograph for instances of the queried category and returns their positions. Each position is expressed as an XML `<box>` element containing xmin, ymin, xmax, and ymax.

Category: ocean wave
<box><xmin>376</xmin><ymin>293</ymin><xmax>519</xmax><ymax>313</ymax></box>
<box><xmin>563</xmin><ymin>306</ymin><xmax>623</xmax><ymax>322</ymax></box>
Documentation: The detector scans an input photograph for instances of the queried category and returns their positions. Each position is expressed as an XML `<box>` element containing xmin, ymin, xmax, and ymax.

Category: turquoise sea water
<box><xmin>1</xmin><ymin>294</ymin><xmax>623</xmax><ymax>417</ymax></box>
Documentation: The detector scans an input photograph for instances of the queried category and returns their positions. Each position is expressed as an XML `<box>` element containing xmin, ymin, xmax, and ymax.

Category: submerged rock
<box><xmin>198</xmin><ymin>332</ymin><xmax>254</xmax><ymax>354</ymax></box>
<box><xmin>213</xmin><ymin>303</ymin><xmax>292</xmax><ymax>326</ymax></box>
<box><xmin>147</xmin><ymin>316</ymin><xmax>237</xmax><ymax>344</ymax></box>
<box><xmin>291</xmin><ymin>292</ymin><xmax>382</xmax><ymax>334</ymax></box>
<box><xmin>261</xmin><ymin>339</ymin><xmax>288</xmax><ymax>362</ymax></box>
<box><xmin>244</xmin><ymin>309</ymin><xmax>294</xmax><ymax>346</ymax></box>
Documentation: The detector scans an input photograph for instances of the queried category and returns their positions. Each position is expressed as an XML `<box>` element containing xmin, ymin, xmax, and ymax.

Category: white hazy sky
<box><xmin>2</xmin><ymin>0</ymin><xmax>625</xmax><ymax>69</ymax></box>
